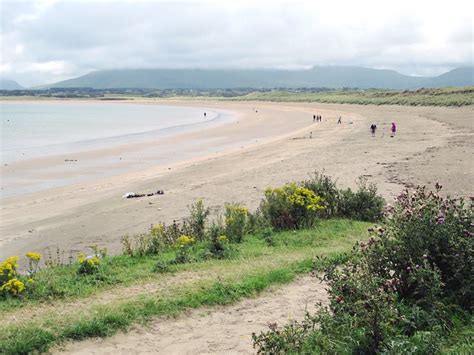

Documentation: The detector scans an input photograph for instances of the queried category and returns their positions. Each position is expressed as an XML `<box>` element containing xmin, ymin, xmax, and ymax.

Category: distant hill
<box><xmin>0</xmin><ymin>79</ymin><xmax>24</xmax><ymax>90</ymax></box>
<box><xmin>43</xmin><ymin>66</ymin><xmax>474</xmax><ymax>90</ymax></box>
<box><xmin>421</xmin><ymin>67</ymin><xmax>474</xmax><ymax>87</ymax></box>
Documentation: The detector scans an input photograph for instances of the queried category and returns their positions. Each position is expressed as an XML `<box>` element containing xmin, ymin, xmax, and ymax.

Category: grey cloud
<box><xmin>1</xmin><ymin>0</ymin><xmax>472</xmax><ymax>86</ymax></box>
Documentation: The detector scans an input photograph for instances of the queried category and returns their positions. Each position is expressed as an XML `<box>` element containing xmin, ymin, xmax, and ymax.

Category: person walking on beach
<box><xmin>319</xmin><ymin>115</ymin><xmax>322</xmax><ymax>122</ymax></box>
<box><xmin>370</xmin><ymin>124</ymin><xmax>377</xmax><ymax>137</ymax></box>
<box><xmin>313</xmin><ymin>115</ymin><xmax>316</xmax><ymax>123</ymax></box>
<box><xmin>203</xmin><ymin>112</ymin><xmax>206</xmax><ymax>118</ymax></box>
<box><xmin>337</xmin><ymin>116</ymin><xmax>342</xmax><ymax>124</ymax></box>
<box><xmin>391</xmin><ymin>122</ymin><xmax>397</xmax><ymax>137</ymax></box>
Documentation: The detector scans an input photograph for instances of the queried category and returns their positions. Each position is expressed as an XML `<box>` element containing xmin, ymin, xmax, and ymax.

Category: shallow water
<box><xmin>0</xmin><ymin>101</ymin><xmax>235</xmax><ymax>197</ymax></box>
<box><xmin>0</xmin><ymin>101</ymin><xmax>229</xmax><ymax>163</ymax></box>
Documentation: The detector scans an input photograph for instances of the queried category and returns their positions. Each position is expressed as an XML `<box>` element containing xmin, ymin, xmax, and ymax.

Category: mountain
<box><xmin>421</xmin><ymin>67</ymin><xmax>474</xmax><ymax>87</ymax></box>
<box><xmin>43</xmin><ymin>66</ymin><xmax>474</xmax><ymax>90</ymax></box>
<box><xmin>0</xmin><ymin>79</ymin><xmax>24</xmax><ymax>90</ymax></box>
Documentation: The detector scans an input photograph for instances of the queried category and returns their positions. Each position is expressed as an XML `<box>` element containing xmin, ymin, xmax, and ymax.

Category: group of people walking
<box><xmin>370</xmin><ymin>122</ymin><xmax>397</xmax><ymax>137</ymax></box>
<box><xmin>310</xmin><ymin>113</ymin><xmax>397</xmax><ymax>138</ymax></box>
<box><xmin>313</xmin><ymin>114</ymin><xmax>322</xmax><ymax>123</ymax></box>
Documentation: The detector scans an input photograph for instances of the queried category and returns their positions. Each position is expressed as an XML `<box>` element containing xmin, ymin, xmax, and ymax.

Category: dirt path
<box><xmin>1</xmin><ymin>250</ymin><xmax>312</xmax><ymax>326</ymax></box>
<box><xmin>54</xmin><ymin>275</ymin><xmax>325</xmax><ymax>354</ymax></box>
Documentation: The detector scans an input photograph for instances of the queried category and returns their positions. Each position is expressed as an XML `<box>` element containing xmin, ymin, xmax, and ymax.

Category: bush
<box><xmin>303</xmin><ymin>171</ymin><xmax>340</xmax><ymax>218</ymax></box>
<box><xmin>261</xmin><ymin>227</ymin><xmax>275</xmax><ymax>246</ymax></box>
<box><xmin>224</xmin><ymin>203</ymin><xmax>249</xmax><ymax>242</ymax></box>
<box><xmin>253</xmin><ymin>184</ymin><xmax>473</xmax><ymax>353</ymax></box>
<box><xmin>77</xmin><ymin>254</ymin><xmax>101</xmax><ymax>275</ymax></box>
<box><xmin>207</xmin><ymin>223</ymin><xmax>233</xmax><ymax>259</ymax></box>
<box><xmin>376</xmin><ymin>184</ymin><xmax>473</xmax><ymax>309</ymax></box>
<box><xmin>259</xmin><ymin>183</ymin><xmax>324</xmax><ymax>230</ymax></box>
<box><xmin>187</xmin><ymin>199</ymin><xmax>210</xmax><ymax>241</ymax></box>
<box><xmin>152</xmin><ymin>260</ymin><xmax>171</xmax><ymax>273</ymax></box>
<box><xmin>338</xmin><ymin>178</ymin><xmax>385</xmax><ymax>221</ymax></box>
<box><xmin>303</xmin><ymin>172</ymin><xmax>385</xmax><ymax>222</ymax></box>
<box><xmin>173</xmin><ymin>235</ymin><xmax>195</xmax><ymax>264</ymax></box>
<box><xmin>0</xmin><ymin>256</ymin><xmax>27</xmax><ymax>298</ymax></box>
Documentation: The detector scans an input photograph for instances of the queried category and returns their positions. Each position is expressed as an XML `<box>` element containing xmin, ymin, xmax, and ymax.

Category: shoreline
<box><xmin>1</xmin><ymin>100</ymin><xmax>238</xmax><ymax>197</ymax></box>
<box><xmin>0</xmin><ymin>100</ymin><xmax>472</xmax><ymax>259</ymax></box>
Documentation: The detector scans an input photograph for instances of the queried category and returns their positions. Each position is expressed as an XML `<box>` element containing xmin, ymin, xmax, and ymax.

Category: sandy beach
<box><xmin>0</xmin><ymin>100</ymin><xmax>472</xmax><ymax>259</ymax></box>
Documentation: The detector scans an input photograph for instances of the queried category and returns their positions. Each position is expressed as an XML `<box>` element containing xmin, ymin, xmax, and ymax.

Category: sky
<box><xmin>1</xmin><ymin>0</ymin><xmax>473</xmax><ymax>87</ymax></box>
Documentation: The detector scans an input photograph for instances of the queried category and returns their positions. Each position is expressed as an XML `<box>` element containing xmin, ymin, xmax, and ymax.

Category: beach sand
<box><xmin>54</xmin><ymin>274</ymin><xmax>325</xmax><ymax>354</ymax></box>
<box><xmin>0</xmin><ymin>100</ymin><xmax>472</xmax><ymax>259</ymax></box>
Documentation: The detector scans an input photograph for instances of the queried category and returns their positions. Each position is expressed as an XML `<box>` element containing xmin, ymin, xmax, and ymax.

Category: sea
<box><xmin>1</xmin><ymin>101</ymin><xmax>232</xmax><ymax>163</ymax></box>
<box><xmin>0</xmin><ymin>101</ymin><xmax>235</xmax><ymax>197</ymax></box>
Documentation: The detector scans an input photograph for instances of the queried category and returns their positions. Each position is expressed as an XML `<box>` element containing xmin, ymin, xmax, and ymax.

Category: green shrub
<box><xmin>253</xmin><ymin>184</ymin><xmax>473</xmax><ymax>354</ymax></box>
<box><xmin>77</xmin><ymin>254</ymin><xmax>101</xmax><ymax>275</ymax></box>
<box><xmin>206</xmin><ymin>223</ymin><xmax>233</xmax><ymax>259</ymax></box>
<box><xmin>303</xmin><ymin>171</ymin><xmax>340</xmax><ymax>218</ymax></box>
<box><xmin>259</xmin><ymin>183</ymin><xmax>324</xmax><ymax>230</ymax></box>
<box><xmin>186</xmin><ymin>199</ymin><xmax>210</xmax><ymax>241</ymax></box>
<box><xmin>303</xmin><ymin>172</ymin><xmax>384</xmax><ymax>222</ymax></box>
<box><xmin>172</xmin><ymin>235</ymin><xmax>195</xmax><ymax>264</ymax></box>
<box><xmin>375</xmin><ymin>184</ymin><xmax>473</xmax><ymax>309</ymax></box>
<box><xmin>152</xmin><ymin>260</ymin><xmax>171</xmax><ymax>273</ymax></box>
<box><xmin>261</xmin><ymin>227</ymin><xmax>275</xmax><ymax>246</ymax></box>
<box><xmin>338</xmin><ymin>178</ymin><xmax>385</xmax><ymax>221</ymax></box>
<box><xmin>224</xmin><ymin>203</ymin><xmax>249</xmax><ymax>242</ymax></box>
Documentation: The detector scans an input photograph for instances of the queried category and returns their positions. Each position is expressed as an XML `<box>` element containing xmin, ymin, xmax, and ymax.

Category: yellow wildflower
<box><xmin>26</xmin><ymin>252</ymin><xmax>42</xmax><ymax>262</ymax></box>
<box><xmin>0</xmin><ymin>256</ymin><xmax>19</xmax><ymax>279</ymax></box>
<box><xmin>176</xmin><ymin>235</ymin><xmax>195</xmax><ymax>247</ymax></box>
<box><xmin>0</xmin><ymin>278</ymin><xmax>26</xmax><ymax>296</ymax></box>
<box><xmin>218</xmin><ymin>235</ymin><xmax>229</xmax><ymax>243</ymax></box>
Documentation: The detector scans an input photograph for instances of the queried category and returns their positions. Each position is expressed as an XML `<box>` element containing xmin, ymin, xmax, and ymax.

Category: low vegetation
<box><xmin>3</xmin><ymin>86</ymin><xmax>472</xmax><ymax>107</ymax></box>
<box><xmin>227</xmin><ymin>86</ymin><xmax>474</xmax><ymax>107</ymax></box>
<box><xmin>253</xmin><ymin>184</ymin><xmax>473</xmax><ymax>354</ymax></box>
<box><xmin>1</xmin><ymin>173</ymin><xmax>471</xmax><ymax>354</ymax></box>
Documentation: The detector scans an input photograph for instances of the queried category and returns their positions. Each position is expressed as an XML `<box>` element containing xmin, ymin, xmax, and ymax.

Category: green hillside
<box><xmin>43</xmin><ymin>66</ymin><xmax>474</xmax><ymax>90</ymax></box>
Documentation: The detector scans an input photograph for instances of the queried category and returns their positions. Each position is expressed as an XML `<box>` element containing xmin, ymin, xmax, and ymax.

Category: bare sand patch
<box><xmin>54</xmin><ymin>275</ymin><xmax>325</xmax><ymax>354</ymax></box>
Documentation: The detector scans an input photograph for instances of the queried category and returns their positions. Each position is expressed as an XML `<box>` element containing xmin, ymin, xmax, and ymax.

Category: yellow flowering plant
<box><xmin>26</xmin><ymin>252</ymin><xmax>42</xmax><ymax>276</ymax></box>
<box><xmin>77</xmin><ymin>253</ymin><xmax>101</xmax><ymax>275</ymax></box>
<box><xmin>176</xmin><ymin>235</ymin><xmax>195</xmax><ymax>248</ymax></box>
<box><xmin>0</xmin><ymin>278</ymin><xmax>26</xmax><ymax>296</ymax></box>
<box><xmin>174</xmin><ymin>235</ymin><xmax>195</xmax><ymax>264</ymax></box>
<box><xmin>0</xmin><ymin>256</ymin><xmax>19</xmax><ymax>285</ymax></box>
<box><xmin>225</xmin><ymin>203</ymin><xmax>249</xmax><ymax>243</ymax></box>
<box><xmin>0</xmin><ymin>256</ymin><xmax>29</xmax><ymax>297</ymax></box>
<box><xmin>261</xmin><ymin>183</ymin><xmax>324</xmax><ymax>230</ymax></box>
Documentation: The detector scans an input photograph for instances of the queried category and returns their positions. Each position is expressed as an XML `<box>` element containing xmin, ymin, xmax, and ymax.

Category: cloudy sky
<box><xmin>1</xmin><ymin>0</ymin><xmax>473</xmax><ymax>86</ymax></box>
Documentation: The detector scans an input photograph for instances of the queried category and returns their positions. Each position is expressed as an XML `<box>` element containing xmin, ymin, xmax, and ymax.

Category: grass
<box><xmin>165</xmin><ymin>86</ymin><xmax>474</xmax><ymax>107</ymax></box>
<box><xmin>0</xmin><ymin>262</ymin><xmax>312</xmax><ymax>354</ymax></box>
<box><xmin>3</xmin><ymin>86</ymin><xmax>473</xmax><ymax>107</ymax></box>
<box><xmin>440</xmin><ymin>315</ymin><xmax>474</xmax><ymax>354</ymax></box>
<box><xmin>0</xmin><ymin>219</ymin><xmax>368</xmax><ymax>313</ymax></box>
<box><xmin>226</xmin><ymin>87</ymin><xmax>474</xmax><ymax>107</ymax></box>
<box><xmin>0</xmin><ymin>219</ymin><xmax>370</xmax><ymax>354</ymax></box>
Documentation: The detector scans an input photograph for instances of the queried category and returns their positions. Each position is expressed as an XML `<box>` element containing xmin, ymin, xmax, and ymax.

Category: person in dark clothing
<box><xmin>370</xmin><ymin>124</ymin><xmax>377</xmax><ymax>137</ymax></box>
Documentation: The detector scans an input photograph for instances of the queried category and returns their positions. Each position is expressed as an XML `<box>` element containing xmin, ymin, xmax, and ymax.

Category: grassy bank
<box><xmin>2</xmin><ymin>86</ymin><xmax>473</xmax><ymax>107</ymax></box>
<box><xmin>0</xmin><ymin>219</ymin><xmax>370</xmax><ymax>354</ymax></box>
<box><xmin>226</xmin><ymin>87</ymin><xmax>474</xmax><ymax>107</ymax></box>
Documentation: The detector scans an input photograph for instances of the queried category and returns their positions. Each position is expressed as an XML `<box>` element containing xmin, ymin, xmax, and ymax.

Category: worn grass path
<box><xmin>0</xmin><ymin>220</ymin><xmax>371</xmax><ymax>354</ymax></box>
